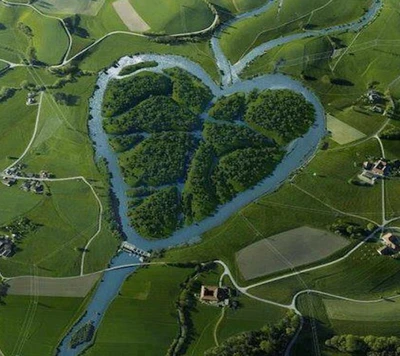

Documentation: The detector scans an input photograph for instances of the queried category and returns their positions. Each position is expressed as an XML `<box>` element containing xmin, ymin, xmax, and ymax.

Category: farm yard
<box><xmin>236</xmin><ymin>226</ymin><xmax>349</xmax><ymax>280</ymax></box>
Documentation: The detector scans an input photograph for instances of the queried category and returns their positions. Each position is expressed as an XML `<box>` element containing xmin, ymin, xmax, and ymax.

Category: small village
<box><xmin>1</xmin><ymin>164</ymin><xmax>52</xmax><ymax>195</ymax></box>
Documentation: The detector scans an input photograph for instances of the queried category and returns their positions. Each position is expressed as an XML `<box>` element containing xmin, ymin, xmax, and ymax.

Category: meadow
<box><xmin>219</xmin><ymin>0</ymin><xmax>373</xmax><ymax>64</ymax></box>
<box><xmin>0</xmin><ymin>294</ymin><xmax>87</xmax><ymax>356</ymax></box>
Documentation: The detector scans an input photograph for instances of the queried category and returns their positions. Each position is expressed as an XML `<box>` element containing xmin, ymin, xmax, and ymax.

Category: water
<box><xmin>57</xmin><ymin>0</ymin><xmax>382</xmax><ymax>354</ymax></box>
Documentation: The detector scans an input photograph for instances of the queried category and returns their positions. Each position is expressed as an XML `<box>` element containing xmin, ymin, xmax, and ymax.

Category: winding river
<box><xmin>57</xmin><ymin>0</ymin><xmax>382</xmax><ymax>354</ymax></box>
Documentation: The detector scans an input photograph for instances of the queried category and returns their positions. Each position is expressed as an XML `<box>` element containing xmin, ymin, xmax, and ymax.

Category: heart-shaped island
<box><xmin>99</xmin><ymin>63</ymin><xmax>316</xmax><ymax>239</ymax></box>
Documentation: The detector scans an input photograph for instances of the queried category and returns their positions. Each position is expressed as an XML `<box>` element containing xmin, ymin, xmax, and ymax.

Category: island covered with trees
<box><xmin>101</xmin><ymin>68</ymin><xmax>316</xmax><ymax>238</ymax></box>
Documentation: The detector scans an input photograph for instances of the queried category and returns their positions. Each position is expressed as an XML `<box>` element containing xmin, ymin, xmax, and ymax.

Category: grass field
<box><xmin>212</xmin><ymin>0</ymin><xmax>266</xmax><ymax>14</ymax></box>
<box><xmin>327</xmin><ymin>114</ymin><xmax>366</xmax><ymax>145</ymax></box>
<box><xmin>250</xmin><ymin>241</ymin><xmax>400</xmax><ymax>305</ymax></box>
<box><xmin>34</xmin><ymin>0</ymin><xmax>106</xmax><ymax>16</ymax></box>
<box><xmin>0</xmin><ymin>3</ymin><xmax>69</xmax><ymax>64</ymax></box>
<box><xmin>0</xmin><ymin>294</ymin><xmax>87</xmax><ymax>356</ymax></box>
<box><xmin>162</xmin><ymin>183</ymin><xmax>362</xmax><ymax>284</ymax></box>
<box><xmin>236</xmin><ymin>227</ymin><xmax>349</xmax><ymax>280</ymax></box>
<box><xmin>129</xmin><ymin>0</ymin><xmax>214</xmax><ymax>34</ymax></box>
<box><xmin>86</xmin><ymin>265</ymin><xmax>194</xmax><ymax>356</ymax></box>
<box><xmin>219</xmin><ymin>0</ymin><xmax>372</xmax><ymax>64</ymax></box>
<box><xmin>293</xmin><ymin>293</ymin><xmax>400</xmax><ymax>355</ymax></box>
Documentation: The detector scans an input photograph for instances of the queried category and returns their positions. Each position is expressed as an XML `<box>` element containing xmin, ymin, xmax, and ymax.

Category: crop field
<box><xmin>219</xmin><ymin>0</ymin><xmax>372</xmax><ymax>63</ymax></box>
<box><xmin>34</xmin><ymin>0</ymin><xmax>106</xmax><ymax>16</ymax></box>
<box><xmin>236</xmin><ymin>226</ymin><xmax>349</xmax><ymax>280</ymax></box>
<box><xmin>113</xmin><ymin>0</ymin><xmax>150</xmax><ymax>32</ymax></box>
<box><xmin>0</xmin><ymin>295</ymin><xmax>85</xmax><ymax>356</ymax></box>
<box><xmin>86</xmin><ymin>265</ymin><xmax>194</xmax><ymax>356</ymax></box>
<box><xmin>0</xmin><ymin>3</ymin><xmax>69</xmax><ymax>65</ymax></box>
<box><xmin>250</xmin><ymin>242</ymin><xmax>400</xmax><ymax>305</ymax></box>
<box><xmin>129</xmin><ymin>0</ymin><xmax>215</xmax><ymax>34</ymax></box>
<box><xmin>327</xmin><ymin>114</ymin><xmax>366</xmax><ymax>145</ymax></box>
<box><xmin>7</xmin><ymin>273</ymin><xmax>101</xmax><ymax>297</ymax></box>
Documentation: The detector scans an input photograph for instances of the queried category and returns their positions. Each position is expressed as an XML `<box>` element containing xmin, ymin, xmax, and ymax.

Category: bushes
<box><xmin>245</xmin><ymin>89</ymin><xmax>315</xmax><ymax>143</ymax></box>
<box><xmin>380</xmin><ymin>127</ymin><xmax>400</xmax><ymax>140</ymax></box>
<box><xmin>164</xmin><ymin>67</ymin><xmax>213</xmax><ymax>114</ymax></box>
<box><xmin>209</xmin><ymin>93</ymin><xmax>246</xmax><ymax>122</ymax></box>
<box><xmin>128</xmin><ymin>187</ymin><xmax>181</xmax><ymax>238</ymax></box>
<box><xmin>102</xmin><ymin>71</ymin><xmax>173</xmax><ymax>117</ymax></box>
<box><xmin>103</xmin><ymin>96</ymin><xmax>199</xmax><ymax>134</ymax></box>
<box><xmin>119</xmin><ymin>132</ymin><xmax>197</xmax><ymax>187</ymax></box>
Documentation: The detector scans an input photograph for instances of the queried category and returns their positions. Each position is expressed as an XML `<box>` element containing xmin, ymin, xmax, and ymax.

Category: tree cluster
<box><xmin>245</xmin><ymin>89</ymin><xmax>315</xmax><ymax>143</ymax></box>
<box><xmin>208</xmin><ymin>93</ymin><xmax>246</xmax><ymax>122</ymax></box>
<box><xmin>119</xmin><ymin>132</ymin><xmax>197</xmax><ymax>187</ymax></box>
<box><xmin>128</xmin><ymin>187</ymin><xmax>181</xmax><ymax>238</ymax></box>
<box><xmin>205</xmin><ymin>312</ymin><xmax>300</xmax><ymax>356</ymax></box>
<box><xmin>103</xmin><ymin>96</ymin><xmax>199</xmax><ymax>135</ymax></box>
<box><xmin>380</xmin><ymin>127</ymin><xmax>400</xmax><ymax>140</ymax></box>
<box><xmin>164</xmin><ymin>67</ymin><xmax>213</xmax><ymax>114</ymax></box>
<box><xmin>119</xmin><ymin>61</ymin><xmax>158</xmax><ymax>76</ymax></box>
<box><xmin>108</xmin><ymin>134</ymin><xmax>143</xmax><ymax>153</ymax></box>
<box><xmin>326</xmin><ymin>334</ymin><xmax>400</xmax><ymax>354</ymax></box>
<box><xmin>102</xmin><ymin>71</ymin><xmax>172</xmax><ymax>117</ymax></box>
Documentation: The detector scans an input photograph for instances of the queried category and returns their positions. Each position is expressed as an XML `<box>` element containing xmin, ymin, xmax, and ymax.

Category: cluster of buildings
<box><xmin>358</xmin><ymin>158</ymin><xmax>389</xmax><ymax>186</ymax></box>
<box><xmin>0</xmin><ymin>233</ymin><xmax>18</xmax><ymax>258</ymax></box>
<box><xmin>2</xmin><ymin>167</ymin><xmax>51</xmax><ymax>195</ymax></box>
<box><xmin>199</xmin><ymin>285</ymin><xmax>231</xmax><ymax>306</ymax></box>
<box><xmin>365</xmin><ymin>90</ymin><xmax>385</xmax><ymax>114</ymax></box>
<box><xmin>377</xmin><ymin>232</ymin><xmax>400</xmax><ymax>256</ymax></box>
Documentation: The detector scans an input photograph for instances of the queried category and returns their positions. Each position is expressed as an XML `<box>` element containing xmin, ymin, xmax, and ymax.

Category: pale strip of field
<box><xmin>324</xmin><ymin>298</ymin><xmax>400</xmax><ymax>322</ymax></box>
<box><xmin>35</xmin><ymin>0</ymin><xmax>106</xmax><ymax>16</ymax></box>
<box><xmin>113</xmin><ymin>0</ymin><xmax>150</xmax><ymax>32</ymax></box>
<box><xmin>236</xmin><ymin>226</ymin><xmax>349</xmax><ymax>280</ymax></box>
<box><xmin>7</xmin><ymin>273</ymin><xmax>101</xmax><ymax>297</ymax></box>
<box><xmin>327</xmin><ymin>114</ymin><xmax>366</xmax><ymax>145</ymax></box>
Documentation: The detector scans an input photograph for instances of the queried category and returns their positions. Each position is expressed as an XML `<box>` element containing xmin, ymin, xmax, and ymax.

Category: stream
<box><xmin>57</xmin><ymin>0</ymin><xmax>382</xmax><ymax>354</ymax></box>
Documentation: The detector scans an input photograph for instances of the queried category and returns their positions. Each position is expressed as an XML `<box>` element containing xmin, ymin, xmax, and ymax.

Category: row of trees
<box><xmin>128</xmin><ymin>187</ymin><xmax>181</xmax><ymax>238</ymax></box>
<box><xmin>103</xmin><ymin>96</ymin><xmax>199</xmax><ymax>135</ymax></box>
<box><xmin>205</xmin><ymin>312</ymin><xmax>300</xmax><ymax>355</ymax></box>
<box><xmin>326</xmin><ymin>334</ymin><xmax>400</xmax><ymax>354</ymax></box>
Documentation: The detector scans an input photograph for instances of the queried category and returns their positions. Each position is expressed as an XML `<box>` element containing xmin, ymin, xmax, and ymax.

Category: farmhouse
<box><xmin>358</xmin><ymin>171</ymin><xmax>376</xmax><ymax>186</ymax></box>
<box><xmin>199</xmin><ymin>285</ymin><xmax>229</xmax><ymax>305</ymax></box>
<box><xmin>1</xmin><ymin>177</ymin><xmax>16</xmax><ymax>187</ymax></box>
<box><xmin>371</xmin><ymin>159</ymin><xmax>388</xmax><ymax>177</ymax></box>
<box><xmin>358</xmin><ymin>159</ymin><xmax>389</xmax><ymax>185</ymax></box>
<box><xmin>377</xmin><ymin>233</ymin><xmax>400</xmax><ymax>256</ymax></box>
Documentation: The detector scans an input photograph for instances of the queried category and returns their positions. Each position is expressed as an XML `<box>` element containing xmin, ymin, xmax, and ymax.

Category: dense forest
<box><xmin>102</xmin><ymin>71</ymin><xmax>172</xmax><ymax>117</ymax></box>
<box><xmin>209</xmin><ymin>93</ymin><xmax>246</xmax><ymax>122</ymax></box>
<box><xmin>119</xmin><ymin>132</ymin><xmax>197</xmax><ymax>187</ymax></box>
<box><xmin>128</xmin><ymin>187</ymin><xmax>181</xmax><ymax>238</ymax></box>
<box><xmin>102</xmin><ymin>67</ymin><xmax>316</xmax><ymax>238</ymax></box>
<box><xmin>205</xmin><ymin>312</ymin><xmax>300</xmax><ymax>355</ymax></box>
<box><xmin>103</xmin><ymin>96</ymin><xmax>200</xmax><ymax>134</ymax></box>
<box><xmin>245</xmin><ymin>89</ymin><xmax>315</xmax><ymax>143</ymax></box>
<box><xmin>118</xmin><ymin>61</ymin><xmax>158</xmax><ymax>76</ymax></box>
<box><xmin>164</xmin><ymin>67</ymin><xmax>213</xmax><ymax>114</ymax></box>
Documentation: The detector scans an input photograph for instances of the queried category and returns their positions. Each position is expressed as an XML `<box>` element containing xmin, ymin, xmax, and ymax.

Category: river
<box><xmin>57</xmin><ymin>0</ymin><xmax>382</xmax><ymax>354</ymax></box>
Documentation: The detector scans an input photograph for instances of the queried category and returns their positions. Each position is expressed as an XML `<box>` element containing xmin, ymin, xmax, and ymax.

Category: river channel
<box><xmin>57</xmin><ymin>0</ymin><xmax>382</xmax><ymax>354</ymax></box>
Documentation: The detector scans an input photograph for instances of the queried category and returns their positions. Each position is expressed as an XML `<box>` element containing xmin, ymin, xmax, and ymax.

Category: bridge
<box><xmin>120</xmin><ymin>241</ymin><xmax>150</xmax><ymax>259</ymax></box>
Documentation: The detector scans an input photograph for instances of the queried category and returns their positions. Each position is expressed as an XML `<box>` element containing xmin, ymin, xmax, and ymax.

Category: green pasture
<box><xmin>386</xmin><ymin>180</ymin><xmax>400</xmax><ymax>220</ymax></box>
<box><xmin>294</xmin><ymin>140</ymin><xmax>383</xmax><ymax>224</ymax></box>
<box><xmin>34</xmin><ymin>0</ymin><xmax>106</xmax><ymax>16</ymax></box>
<box><xmin>86</xmin><ymin>265</ymin><xmax>194</xmax><ymax>356</ymax></box>
<box><xmin>0</xmin><ymin>295</ymin><xmax>85</xmax><ymax>356</ymax></box>
<box><xmin>0</xmin><ymin>3</ymin><xmax>69</xmax><ymax>64</ymax></box>
<box><xmin>250</xmin><ymin>241</ymin><xmax>400</xmax><ymax>305</ymax></box>
<box><xmin>130</xmin><ymin>0</ymin><xmax>214</xmax><ymax>34</ymax></box>
<box><xmin>212</xmin><ymin>0</ymin><xmax>265</xmax><ymax>14</ymax></box>
<box><xmin>219</xmin><ymin>0</ymin><xmax>372</xmax><ymax>64</ymax></box>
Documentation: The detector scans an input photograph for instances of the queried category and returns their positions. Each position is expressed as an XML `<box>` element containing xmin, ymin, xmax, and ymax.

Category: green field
<box><xmin>86</xmin><ymin>265</ymin><xmax>194</xmax><ymax>356</ymax></box>
<box><xmin>219</xmin><ymin>0</ymin><xmax>372</xmax><ymax>64</ymax></box>
<box><xmin>129</xmin><ymin>0</ymin><xmax>214</xmax><ymax>34</ymax></box>
<box><xmin>0</xmin><ymin>294</ymin><xmax>86</xmax><ymax>356</ymax></box>
<box><xmin>0</xmin><ymin>3</ymin><xmax>69</xmax><ymax>64</ymax></box>
<box><xmin>212</xmin><ymin>0</ymin><xmax>266</xmax><ymax>14</ymax></box>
